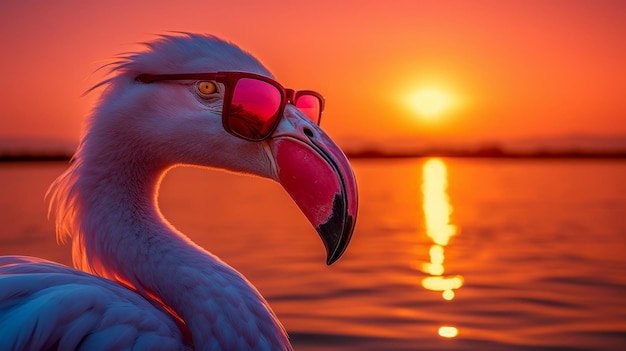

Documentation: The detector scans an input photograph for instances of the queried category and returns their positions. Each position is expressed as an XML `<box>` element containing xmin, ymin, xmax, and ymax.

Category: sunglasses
<box><xmin>136</xmin><ymin>72</ymin><xmax>325</xmax><ymax>141</ymax></box>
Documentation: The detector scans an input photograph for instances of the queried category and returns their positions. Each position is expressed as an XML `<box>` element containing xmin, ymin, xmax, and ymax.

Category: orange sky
<box><xmin>0</xmin><ymin>0</ymin><xmax>624</xmax><ymax>150</ymax></box>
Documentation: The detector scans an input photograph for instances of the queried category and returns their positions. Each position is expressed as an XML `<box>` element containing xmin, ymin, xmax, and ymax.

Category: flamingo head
<box><xmin>87</xmin><ymin>33</ymin><xmax>357</xmax><ymax>264</ymax></box>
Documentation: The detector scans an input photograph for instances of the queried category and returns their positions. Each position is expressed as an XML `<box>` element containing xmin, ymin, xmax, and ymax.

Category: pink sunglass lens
<box><xmin>228</xmin><ymin>78</ymin><xmax>281</xmax><ymax>140</ymax></box>
<box><xmin>295</xmin><ymin>94</ymin><xmax>321</xmax><ymax>124</ymax></box>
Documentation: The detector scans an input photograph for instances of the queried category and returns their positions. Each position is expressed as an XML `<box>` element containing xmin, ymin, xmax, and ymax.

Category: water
<box><xmin>1</xmin><ymin>158</ymin><xmax>625</xmax><ymax>350</ymax></box>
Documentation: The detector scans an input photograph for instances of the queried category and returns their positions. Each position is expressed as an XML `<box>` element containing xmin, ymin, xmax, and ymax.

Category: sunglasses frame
<box><xmin>136</xmin><ymin>71</ymin><xmax>324</xmax><ymax>141</ymax></box>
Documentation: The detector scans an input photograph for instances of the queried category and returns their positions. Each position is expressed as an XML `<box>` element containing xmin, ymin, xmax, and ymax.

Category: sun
<box><xmin>406</xmin><ymin>89</ymin><xmax>452</xmax><ymax>119</ymax></box>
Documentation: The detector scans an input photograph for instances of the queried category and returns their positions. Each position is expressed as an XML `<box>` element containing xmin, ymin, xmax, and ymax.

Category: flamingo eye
<box><xmin>196</xmin><ymin>81</ymin><xmax>218</xmax><ymax>96</ymax></box>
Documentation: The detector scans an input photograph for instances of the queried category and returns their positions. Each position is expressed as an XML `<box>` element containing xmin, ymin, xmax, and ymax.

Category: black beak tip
<box><xmin>324</xmin><ymin>214</ymin><xmax>354</xmax><ymax>265</ymax></box>
<box><xmin>326</xmin><ymin>250</ymin><xmax>343</xmax><ymax>266</ymax></box>
<box><xmin>317</xmin><ymin>193</ymin><xmax>355</xmax><ymax>265</ymax></box>
<box><xmin>313</xmin><ymin>180</ymin><xmax>357</xmax><ymax>265</ymax></box>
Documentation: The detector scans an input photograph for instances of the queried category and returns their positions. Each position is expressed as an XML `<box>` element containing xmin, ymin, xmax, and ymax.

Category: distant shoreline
<box><xmin>0</xmin><ymin>154</ymin><xmax>72</xmax><ymax>163</ymax></box>
<box><xmin>344</xmin><ymin>149</ymin><xmax>626</xmax><ymax>160</ymax></box>
<box><xmin>2</xmin><ymin>150</ymin><xmax>626</xmax><ymax>163</ymax></box>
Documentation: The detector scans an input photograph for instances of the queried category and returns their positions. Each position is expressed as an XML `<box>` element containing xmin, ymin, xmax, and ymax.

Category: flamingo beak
<box><xmin>266</xmin><ymin>126</ymin><xmax>358</xmax><ymax>265</ymax></box>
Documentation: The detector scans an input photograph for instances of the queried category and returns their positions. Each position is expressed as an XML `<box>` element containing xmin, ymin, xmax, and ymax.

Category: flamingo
<box><xmin>0</xmin><ymin>33</ymin><xmax>357</xmax><ymax>350</ymax></box>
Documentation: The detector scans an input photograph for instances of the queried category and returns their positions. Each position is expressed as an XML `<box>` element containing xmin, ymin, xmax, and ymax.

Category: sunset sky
<box><xmin>0</xmin><ymin>0</ymin><xmax>624</xmax><ymax>150</ymax></box>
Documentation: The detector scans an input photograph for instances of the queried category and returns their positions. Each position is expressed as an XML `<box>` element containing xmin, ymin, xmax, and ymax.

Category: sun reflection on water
<box><xmin>420</xmin><ymin>158</ymin><xmax>462</xmax><ymax>338</ymax></box>
<box><xmin>438</xmin><ymin>326</ymin><xmax>459</xmax><ymax>338</ymax></box>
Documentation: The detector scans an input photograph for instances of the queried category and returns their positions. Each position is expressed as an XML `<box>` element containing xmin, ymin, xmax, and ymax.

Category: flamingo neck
<box><xmin>48</xmin><ymin>141</ymin><xmax>290</xmax><ymax>349</ymax></box>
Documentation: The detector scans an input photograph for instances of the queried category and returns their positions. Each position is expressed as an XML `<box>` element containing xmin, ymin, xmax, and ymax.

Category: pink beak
<box><xmin>267</xmin><ymin>117</ymin><xmax>358</xmax><ymax>265</ymax></box>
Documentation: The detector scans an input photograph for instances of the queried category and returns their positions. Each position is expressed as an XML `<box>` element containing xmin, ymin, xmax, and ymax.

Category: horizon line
<box><xmin>2</xmin><ymin>148</ymin><xmax>626</xmax><ymax>163</ymax></box>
